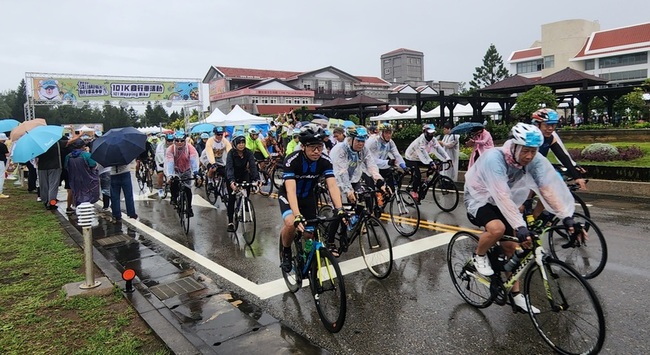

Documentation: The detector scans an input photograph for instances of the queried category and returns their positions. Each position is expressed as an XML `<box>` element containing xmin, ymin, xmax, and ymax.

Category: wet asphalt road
<box><xmin>124</xmin><ymin>182</ymin><xmax>650</xmax><ymax>354</ymax></box>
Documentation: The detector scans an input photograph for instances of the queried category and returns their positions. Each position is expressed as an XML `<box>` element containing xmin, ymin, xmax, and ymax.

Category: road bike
<box><xmin>204</xmin><ymin>167</ymin><xmax>228</xmax><ymax>206</ymax></box>
<box><xmin>279</xmin><ymin>215</ymin><xmax>346</xmax><ymax>333</ymax></box>
<box><xmin>171</xmin><ymin>176</ymin><xmax>194</xmax><ymax>234</ymax></box>
<box><xmin>232</xmin><ymin>182</ymin><xmax>257</xmax><ymax>245</ymax></box>
<box><xmin>160</xmin><ymin>174</ymin><xmax>170</xmax><ymax>199</ymax></box>
<box><xmin>405</xmin><ymin>161</ymin><xmax>459</xmax><ymax>212</ymax></box>
<box><xmin>256</xmin><ymin>153</ymin><xmax>283</xmax><ymax>196</ymax></box>
<box><xmin>368</xmin><ymin>167</ymin><xmax>421</xmax><ymax>237</ymax></box>
<box><xmin>447</xmin><ymin>225</ymin><xmax>605</xmax><ymax>354</ymax></box>
<box><xmin>136</xmin><ymin>159</ymin><xmax>155</xmax><ymax>193</ymax></box>
<box><xmin>321</xmin><ymin>186</ymin><xmax>394</xmax><ymax>279</ymax></box>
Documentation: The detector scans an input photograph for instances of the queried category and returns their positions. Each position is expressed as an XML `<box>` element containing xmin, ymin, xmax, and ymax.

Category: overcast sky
<box><xmin>2</xmin><ymin>0</ymin><xmax>649</xmax><ymax>97</ymax></box>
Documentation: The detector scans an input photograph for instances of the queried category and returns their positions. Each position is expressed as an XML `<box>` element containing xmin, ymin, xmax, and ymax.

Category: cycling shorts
<box><xmin>278</xmin><ymin>193</ymin><xmax>317</xmax><ymax>221</ymax></box>
<box><xmin>467</xmin><ymin>203</ymin><xmax>515</xmax><ymax>236</ymax></box>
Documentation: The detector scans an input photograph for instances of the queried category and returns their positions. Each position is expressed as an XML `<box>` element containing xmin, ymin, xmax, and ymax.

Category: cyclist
<box><xmin>225</xmin><ymin>131</ymin><xmax>260</xmax><ymax>232</ymax></box>
<box><xmin>365</xmin><ymin>122</ymin><xmax>407</xmax><ymax>190</ymax></box>
<box><xmin>330</xmin><ymin>125</ymin><xmax>385</xmax><ymax>204</ymax></box>
<box><xmin>323</xmin><ymin>129</ymin><xmax>334</xmax><ymax>153</ymax></box>
<box><xmin>246</xmin><ymin>127</ymin><xmax>270</xmax><ymax>161</ymax></box>
<box><xmin>285</xmin><ymin>128</ymin><xmax>301</xmax><ymax>154</ymax></box>
<box><xmin>203</xmin><ymin>126</ymin><xmax>231</xmax><ymax>188</ymax></box>
<box><xmin>278</xmin><ymin>124</ymin><xmax>345</xmax><ymax>271</ymax></box>
<box><xmin>136</xmin><ymin>135</ymin><xmax>156</xmax><ymax>184</ymax></box>
<box><xmin>165</xmin><ymin>131</ymin><xmax>199</xmax><ymax>217</ymax></box>
<box><xmin>195</xmin><ymin>132</ymin><xmax>209</xmax><ymax>157</ymax></box>
<box><xmin>155</xmin><ymin>133</ymin><xmax>174</xmax><ymax>197</ymax></box>
<box><xmin>531</xmin><ymin>108</ymin><xmax>587</xmax><ymax>190</ymax></box>
<box><xmin>264</xmin><ymin>128</ymin><xmax>283</xmax><ymax>156</ymax></box>
<box><xmin>404</xmin><ymin>123</ymin><xmax>451</xmax><ymax>201</ymax></box>
<box><xmin>464</xmin><ymin>123</ymin><xmax>585</xmax><ymax>313</ymax></box>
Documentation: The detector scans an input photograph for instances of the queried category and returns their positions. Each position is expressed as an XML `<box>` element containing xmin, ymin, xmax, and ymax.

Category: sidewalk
<box><xmin>57</xmin><ymin>200</ymin><xmax>326</xmax><ymax>355</ymax></box>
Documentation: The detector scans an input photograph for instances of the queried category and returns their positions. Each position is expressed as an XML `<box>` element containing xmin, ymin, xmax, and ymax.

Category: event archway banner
<box><xmin>31</xmin><ymin>77</ymin><xmax>200</xmax><ymax>102</ymax></box>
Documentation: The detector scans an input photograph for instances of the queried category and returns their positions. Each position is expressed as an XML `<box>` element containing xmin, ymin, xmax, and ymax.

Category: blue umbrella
<box><xmin>342</xmin><ymin>120</ymin><xmax>355</xmax><ymax>128</ymax></box>
<box><xmin>450</xmin><ymin>122</ymin><xmax>484</xmax><ymax>135</ymax></box>
<box><xmin>11</xmin><ymin>125</ymin><xmax>64</xmax><ymax>163</ymax></box>
<box><xmin>190</xmin><ymin>123</ymin><xmax>216</xmax><ymax>133</ymax></box>
<box><xmin>91</xmin><ymin>127</ymin><xmax>146</xmax><ymax>167</ymax></box>
<box><xmin>0</xmin><ymin>119</ymin><xmax>20</xmax><ymax>133</ymax></box>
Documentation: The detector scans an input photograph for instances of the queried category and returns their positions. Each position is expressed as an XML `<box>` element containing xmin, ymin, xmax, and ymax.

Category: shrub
<box><xmin>485</xmin><ymin>122</ymin><xmax>514</xmax><ymax>141</ymax></box>
<box><xmin>393</xmin><ymin>123</ymin><xmax>423</xmax><ymax>141</ymax></box>
<box><xmin>630</xmin><ymin>121</ymin><xmax>650</xmax><ymax>129</ymax></box>
<box><xmin>581</xmin><ymin>143</ymin><xmax>619</xmax><ymax>161</ymax></box>
<box><xmin>459</xmin><ymin>151</ymin><xmax>469</xmax><ymax>160</ymax></box>
<box><xmin>617</xmin><ymin>145</ymin><xmax>644</xmax><ymax>160</ymax></box>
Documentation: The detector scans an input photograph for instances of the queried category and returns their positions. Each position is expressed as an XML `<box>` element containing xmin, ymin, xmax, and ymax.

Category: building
<box><xmin>202</xmin><ymin>66</ymin><xmax>390</xmax><ymax>115</ymax></box>
<box><xmin>508</xmin><ymin>19</ymin><xmax>650</xmax><ymax>85</ymax></box>
<box><xmin>380</xmin><ymin>48</ymin><xmax>424</xmax><ymax>85</ymax></box>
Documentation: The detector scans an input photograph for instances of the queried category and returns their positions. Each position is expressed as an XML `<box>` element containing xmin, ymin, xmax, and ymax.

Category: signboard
<box><xmin>32</xmin><ymin>77</ymin><xmax>200</xmax><ymax>102</ymax></box>
<box><xmin>209</xmin><ymin>78</ymin><xmax>227</xmax><ymax>101</ymax></box>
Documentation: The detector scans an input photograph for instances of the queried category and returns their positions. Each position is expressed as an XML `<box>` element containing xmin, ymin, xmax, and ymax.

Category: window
<box><xmin>599</xmin><ymin>69</ymin><xmax>648</xmax><ymax>81</ymax></box>
<box><xmin>585</xmin><ymin>59</ymin><xmax>595</xmax><ymax>70</ymax></box>
<box><xmin>516</xmin><ymin>59</ymin><xmax>544</xmax><ymax>74</ymax></box>
<box><xmin>384</xmin><ymin>68</ymin><xmax>391</xmax><ymax>74</ymax></box>
<box><xmin>294</xmin><ymin>99</ymin><xmax>300</xmax><ymax>104</ymax></box>
<box><xmin>599</xmin><ymin>52</ymin><xmax>648</xmax><ymax>69</ymax></box>
<box><xmin>303</xmin><ymin>84</ymin><xmax>311</xmax><ymax>90</ymax></box>
<box><xmin>302</xmin><ymin>99</ymin><xmax>309</xmax><ymax>104</ymax></box>
<box><xmin>285</xmin><ymin>98</ymin><xmax>291</xmax><ymax>104</ymax></box>
<box><xmin>543</xmin><ymin>55</ymin><xmax>554</xmax><ymax>69</ymax></box>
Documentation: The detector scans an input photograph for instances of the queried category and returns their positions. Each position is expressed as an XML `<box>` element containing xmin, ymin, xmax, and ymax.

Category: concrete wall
<box><xmin>541</xmin><ymin>19</ymin><xmax>600</xmax><ymax>75</ymax></box>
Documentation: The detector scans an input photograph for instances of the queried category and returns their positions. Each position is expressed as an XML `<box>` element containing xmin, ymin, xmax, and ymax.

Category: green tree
<box><xmin>12</xmin><ymin>80</ymin><xmax>27</xmax><ymax>121</ymax></box>
<box><xmin>512</xmin><ymin>85</ymin><xmax>558</xmax><ymax>119</ymax></box>
<box><xmin>469</xmin><ymin>44</ymin><xmax>510</xmax><ymax>91</ymax></box>
<box><xmin>615</xmin><ymin>87</ymin><xmax>648</xmax><ymax>119</ymax></box>
<box><xmin>151</xmin><ymin>104</ymin><xmax>169</xmax><ymax>125</ymax></box>
<box><xmin>0</xmin><ymin>91</ymin><xmax>15</xmax><ymax>118</ymax></box>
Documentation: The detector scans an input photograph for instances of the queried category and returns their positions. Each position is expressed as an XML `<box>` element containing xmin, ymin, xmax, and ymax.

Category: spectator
<box><xmin>0</xmin><ymin>133</ymin><xmax>9</xmax><ymax>198</ymax></box>
<box><xmin>37</xmin><ymin>136</ymin><xmax>66</xmax><ymax>209</ymax></box>
<box><xmin>466</xmin><ymin>125</ymin><xmax>494</xmax><ymax>169</ymax></box>
<box><xmin>332</xmin><ymin>127</ymin><xmax>345</xmax><ymax>144</ymax></box>
<box><xmin>110</xmin><ymin>161</ymin><xmax>137</xmax><ymax>222</ymax></box>
<box><xmin>64</xmin><ymin>139</ymin><xmax>99</xmax><ymax>207</ymax></box>
<box><xmin>440</xmin><ymin>122</ymin><xmax>460</xmax><ymax>181</ymax></box>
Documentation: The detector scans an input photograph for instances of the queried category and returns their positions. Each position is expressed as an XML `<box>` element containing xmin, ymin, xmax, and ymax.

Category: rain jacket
<box><xmin>464</xmin><ymin>140</ymin><xmax>575</xmax><ymax>231</ymax></box>
<box><xmin>165</xmin><ymin>143</ymin><xmax>199</xmax><ymax>177</ymax></box>
<box><xmin>404</xmin><ymin>134</ymin><xmax>450</xmax><ymax>164</ymax></box>
<box><xmin>365</xmin><ymin>135</ymin><xmax>405</xmax><ymax>169</ymax></box>
<box><xmin>245</xmin><ymin>135</ymin><xmax>269</xmax><ymax>158</ymax></box>
<box><xmin>330</xmin><ymin>140</ymin><xmax>382</xmax><ymax>194</ymax></box>
<box><xmin>64</xmin><ymin>149</ymin><xmax>99</xmax><ymax>205</ymax></box>
<box><xmin>467</xmin><ymin>129</ymin><xmax>494</xmax><ymax>169</ymax></box>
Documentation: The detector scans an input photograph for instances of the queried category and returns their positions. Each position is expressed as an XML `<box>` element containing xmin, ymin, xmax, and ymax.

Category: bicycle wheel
<box><xmin>432</xmin><ymin>176</ymin><xmax>459</xmax><ymax>212</ymax></box>
<box><xmin>137</xmin><ymin>167</ymin><xmax>146</xmax><ymax>192</ymax></box>
<box><xmin>524</xmin><ymin>258</ymin><xmax>605</xmax><ymax>355</ymax></box>
<box><xmin>273</xmin><ymin>166</ymin><xmax>284</xmax><ymax>190</ymax></box>
<box><xmin>571</xmin><ymin>191</ymin><xmax>591</xmax><ymax>219</ymax></box>
<box><xmin>279</xmin><ymin>237</ymin><xmax>303</xmax><ymax>293</ymax></box>
<box><xmin>145</xmin><ymin>169</ymin><xmax>154</xmax><ymax>193</ymax></box>
<box><xmin>446</xmin><ymin>231</ymin><xmax>493</xmax><ymax>308</ymax></box>
<box><xmin>206</xmin><ymin>177</ymin><xmax>218</xmax><ymax>205</ymax></box>
<box><xmin>183</xmin><ymin>192</ymin><xmax>191</xmax><ymax>234</ymax></box>
<box><xmin>178</xmin><ymin>192</ymin><xmax>187</xmax><ymax>232</ymax></box>
<box><xmin>259</xmin><ymin>170</ymin><xmax>273</xmax><ymax>196</ymax></box>
<box><xmin>239</xmin><ymin>197</ymin><xmax>256</xmax><ymax>245</ymax></box>
<box><xmin>389</xmin><ymin>190</ymin><xmax>420</xmax><ymax>237</ymax></box>
<box><xmin>310</xmin><ymin>246</ymin><xmax>346</xmax><ymax>333</ymax></box>
<box><xmin>548</xmin><ymin>213</ymin><xmax>607</xmax><ymax>279</ymax></box>
<box><xmin>358</xmin><ymin>216</ymin><xmax>393</xmax><ymax>279</ymax></box>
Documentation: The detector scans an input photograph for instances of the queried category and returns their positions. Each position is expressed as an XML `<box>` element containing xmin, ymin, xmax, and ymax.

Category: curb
<box><xmin>55</xmin><ymin>210</ymin><xmax>203</xmax><ymax>355</ymax></box>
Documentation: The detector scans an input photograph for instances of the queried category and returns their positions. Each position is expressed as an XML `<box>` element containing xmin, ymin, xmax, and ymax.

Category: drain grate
<box><xmin>149</xmin><ymin>277</ymin><xmax>205</xmax><ymax>300</ymax></box>
<box><xmin>96</xmin><ymin>234</ymin><xmax>132</xmax><ymax>247</ymax></box>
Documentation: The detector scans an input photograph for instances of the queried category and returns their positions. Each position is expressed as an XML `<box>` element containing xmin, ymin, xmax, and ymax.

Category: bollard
<box><xmin>76</xmin><ymin>202</ymin><xmax>101</xmax><ymax>289</ymax></box>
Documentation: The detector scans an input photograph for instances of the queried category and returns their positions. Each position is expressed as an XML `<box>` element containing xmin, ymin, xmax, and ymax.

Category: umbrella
<box><xmin>190</xmin><ymin>123</ymin><xmax>216</xmax><ymax>133</ymax></box>
<box><xmin>77</xmin><ymin>125</ymin><xmax>95</xmax><ymax>132</ymax></box>
<box><xmin>11</xmin><ymin>125</ymin><xmax>64</xmax><ymax>163</ymax></box>
<box><xmin>0</xmin><ymin>119</ymin><xmax>20</xmax><ymax>132</ymax></box>
<box><xmin>311</xmin><ymin>118</ymin><xmax>329</xmax><ymax>126</ymax></box>
<box><xmin>91</xmin><ymin>127</ymin><xmax>146</xmax><ymax>166</ymax></box>
<box><xmin>450</xmin><ymin>122</ymin><xmax>484</xmax><ymax>135</ymax></box>
<box><xmin>10</xmin><ymin>118</ymin><xmax>47</xmax><ymax>141</ymax></box>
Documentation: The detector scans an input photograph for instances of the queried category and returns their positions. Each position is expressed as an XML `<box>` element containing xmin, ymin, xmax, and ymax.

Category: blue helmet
<box><xmin>346</xmin><ymin>126</ymin><xmax>369</xmax><ymax>141</ymax></box>
<box><xmin>200</xmin><ymin>133</ymin><xmax>209</xmax><ymax>139</ymax></box>
<box><xmin>232</xmin><ymin>131</ymin><xmax>246</xmax><ymax>145</ymax></box>
<box><xmin>422</xmin><ymin>123</ymin><xmax>436</xmax><ymax>133</ymax></box>
<box><xmin>213</xmin><ymin>126</ymin><xmax>225</xmax><ymax>134</ymax></box>
<box><xmin>166</xmin><ymin>133</ymin><xmax>174</xmax><ymax>141</ymax></box>
<box><xmin>174</xmin><ymin>130</ymin><xmax>186</xmax><ymax>140</ymax></box>
<box><xmin>532</xmin><ymin>108</ymin><xmax>559</xmax><ymax>124</ymax></box>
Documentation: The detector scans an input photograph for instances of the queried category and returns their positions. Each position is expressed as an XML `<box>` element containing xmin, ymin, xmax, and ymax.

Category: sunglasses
<box><xmin>174</xmin><ymin>139</ymin><xmax>185</xmax><ymax>142</ymax></box>
<box><xmin>215</xmin><ymin>133</ymin><xmax>223</xmax><ymax>136</ymax></box>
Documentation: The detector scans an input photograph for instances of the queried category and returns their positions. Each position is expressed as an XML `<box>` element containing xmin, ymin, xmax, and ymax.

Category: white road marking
<box><xmin>119</xmin><ymin>213</ymin><xmax>455</xmax><ymax>300</ymax></box>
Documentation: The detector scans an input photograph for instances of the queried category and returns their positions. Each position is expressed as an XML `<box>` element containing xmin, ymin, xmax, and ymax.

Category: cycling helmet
<box><xmin>531</xmin><ymin>108</ymin><xmax>559</xmax><ymax>124</ymax></box>
<box><xmin>377</xmin><ymin>123</ymin><xmax>393</xmax><ymax>131</ymax></box>
<box><xmin>166</xmin><ymin>133</ymin><xmax>174</xmax><ymax>141</ymax></box>
<box><xmin>292</xmin><ymin>128</ymin><xmax>301</xmax><ymax>137</ymax></box>
<box><xmin>298</xmin><ymin>124</ymin><xmax>325</xmax><ymax>144</ymax></box>
<box><xmin>213</xmin><ymin>126</ymin><xmax>225</xmax><ymax>134</ymax></box>
<box><xmin>368</xmin><ymin>125</ymin><xmax>378</xmax><ymax>133</ymax></box>
<box><xmin>422</xmin><ymin>123</ymin><xmax>436</xmax><ymax>133</ymax></box>
<box><xmin>232</xmin><ymin>131</ymin><xmax>246</xmax><ymax>145</ymax></box>
<box><xmin>323</xmin><ymin>129</ymin><xmax>331</xmax><ymax>136</ymax></box>
<box><xmin>346</xmin><ymin>126</ymin><xmax>369</xmax><ymax>141</ymax></box>
<box><xmin>200</xmin><ymin>133</ymin><xmax>209</xmax><ymax>139</ymax></box>
<box><xmin>174</xmin><ymin>130</ymin><xmax>186</xmax><ymax>140</ymax></box>
<box><xmin>510</xmin><ymin>123</ymin><xmax>543</xmax><ymax>147</ymax></box>
<box><xmin>248</xmin><ymin>127</ymin><xmax>260</xmax><ymax>135</ymax></box>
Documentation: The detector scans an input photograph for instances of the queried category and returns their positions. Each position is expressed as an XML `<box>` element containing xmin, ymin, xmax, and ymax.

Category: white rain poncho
<box><xmin>464</xmin><ymin>139</ymin><xmax>575</xmax><ymax>230</ymax></box>
<box><xmin>330</xmin><ymin>139</ymin><xmax>382</xmax><ymax>194</ymax></box>
<box><xmin>365</xmin><ymin>135</ymin><xmax>405</xmax><ymax>169</ymax></box>
<box><xmin>404</xmin><ymin>133</ymin><xmax>450</xmax><ymax>164</ymax></box>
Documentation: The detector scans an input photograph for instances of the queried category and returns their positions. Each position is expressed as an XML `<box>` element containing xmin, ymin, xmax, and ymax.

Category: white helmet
<box><xmin>510</xmin><ymin>123</ymin><xmax>543</xmax><ymax>147</ymax></box>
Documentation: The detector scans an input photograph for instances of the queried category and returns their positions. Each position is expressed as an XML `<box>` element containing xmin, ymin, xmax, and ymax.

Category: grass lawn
<box><xmin>548</xmin><ymin>141</ymin><xmax>650</xmax><ymax>167</ymax></box>
<box><xmin>0</xmin><ymin>184</ymin><xmax>169</xmax><ymax>355</ymax></box>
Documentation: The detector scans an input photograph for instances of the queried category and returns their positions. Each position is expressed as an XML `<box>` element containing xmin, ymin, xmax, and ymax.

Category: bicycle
<box><xmin>321</xmin><ymin>186</ymin><xmax>393</xmax><ymax>279</ymax></box>
<box><xmin>171</xmin><ymin>176</ymin><xmax>194</xmax><ymax>234</ymax></box>
<box><xmin>405</xmin><ymin>161</ymin><xmax>459</xmax><ymax>212</ymax></box>
<box><xmin>136</xmin><ymin>159</ymin><xmax>154</xmax><ymax>193</ymax></box>
<box><xmin>447</xmin><ymin>225</ymin><xmax>605</xmax><ymax>354</ymax></box>
<box><xmin>279</xmin><ymin>215</ymin><xmax>346</xmax><ymax>333</ymax></box>
<box><xmin>368</xmin><ymin>167</ymin><xmax>421</xmax><ymax>237</ymax></box>
<box><xmin>257</xmin><ymin>153</ymin><xmax>283</xmax><ymax>196</ymax></box>
<box><xmin>232</xmin><ymin>182</ymin><xmax>258</xmax><ymax>245</ymax></box>
<box><xmin>558</xmin><ymin>166</ymin><xmax>591</xmax><ymax>218</ymax></box>
<box><xmin>160</xmin><ymin>174</ymin><xmax>170</xmax><ymax>199</ymax></box>
<box><xmin>204</xmin><ymin>166</ymin><xmax>228</xmax><ymax>206</ymax></box>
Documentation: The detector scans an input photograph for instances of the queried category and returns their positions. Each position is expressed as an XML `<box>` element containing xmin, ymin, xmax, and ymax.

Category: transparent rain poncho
<box><xmin>464</xmin><ymin>140</ymin><xmax>575</xmax><ymax>230</ymax></box>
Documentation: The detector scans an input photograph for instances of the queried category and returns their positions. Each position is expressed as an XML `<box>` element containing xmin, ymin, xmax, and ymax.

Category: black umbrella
<box><xmin>91</xmin><ymin>127</ymin><xmax>146</xmax><ymax>166</ymax></box>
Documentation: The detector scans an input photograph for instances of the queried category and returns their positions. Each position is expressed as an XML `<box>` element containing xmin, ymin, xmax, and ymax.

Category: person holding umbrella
<box><xmin>64</xmin><ymin>139</ymin><xmax>99</xmax><ymax>207</ymax></box>
<box><xmin>440</xmin><ymin>122</ymin><xmax>460</xmax><ymax>181</ymax></box>
<box><xmin>0</xmin><ymin>133</ymin><xmax>9</xmax><ymax>198</ymax></box>
<box><xmin>466</xmin><ymin>125</ymin><xmax>494</xmax><ymax>169</ymax></box>
<box><xmin>165</xmin><ymin>131</ymin><xmax>199</xmax><ymax>217</ymax></box>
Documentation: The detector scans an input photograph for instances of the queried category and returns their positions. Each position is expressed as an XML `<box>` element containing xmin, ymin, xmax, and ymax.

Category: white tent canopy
<box><xmin>369</xmin><ymin>107</ymin><xmax>403</xmax><ymax>121</ymax></box>
<box><xmin>77</xmin><ymin>125</ymin><xmax>95</xmax><ymax>132</ymax></box>
<box><xmin>204</xmin><ymin>107</ymin><xmax>227</xmax><ymax>123</ymax></box>
<box><xmin>137</xmin><ymin>126</ymin><xmax>165</xmax><ymax>134</ymax></box>
<box><xmin>397</xmin><ymin>105</ymin><xmax>428</xmax><ymax>120</ymax></box>
<box><xmin>222</xmin><ymin>105</ymin><xmax>270</xmax><ymax>126</ymax></box>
